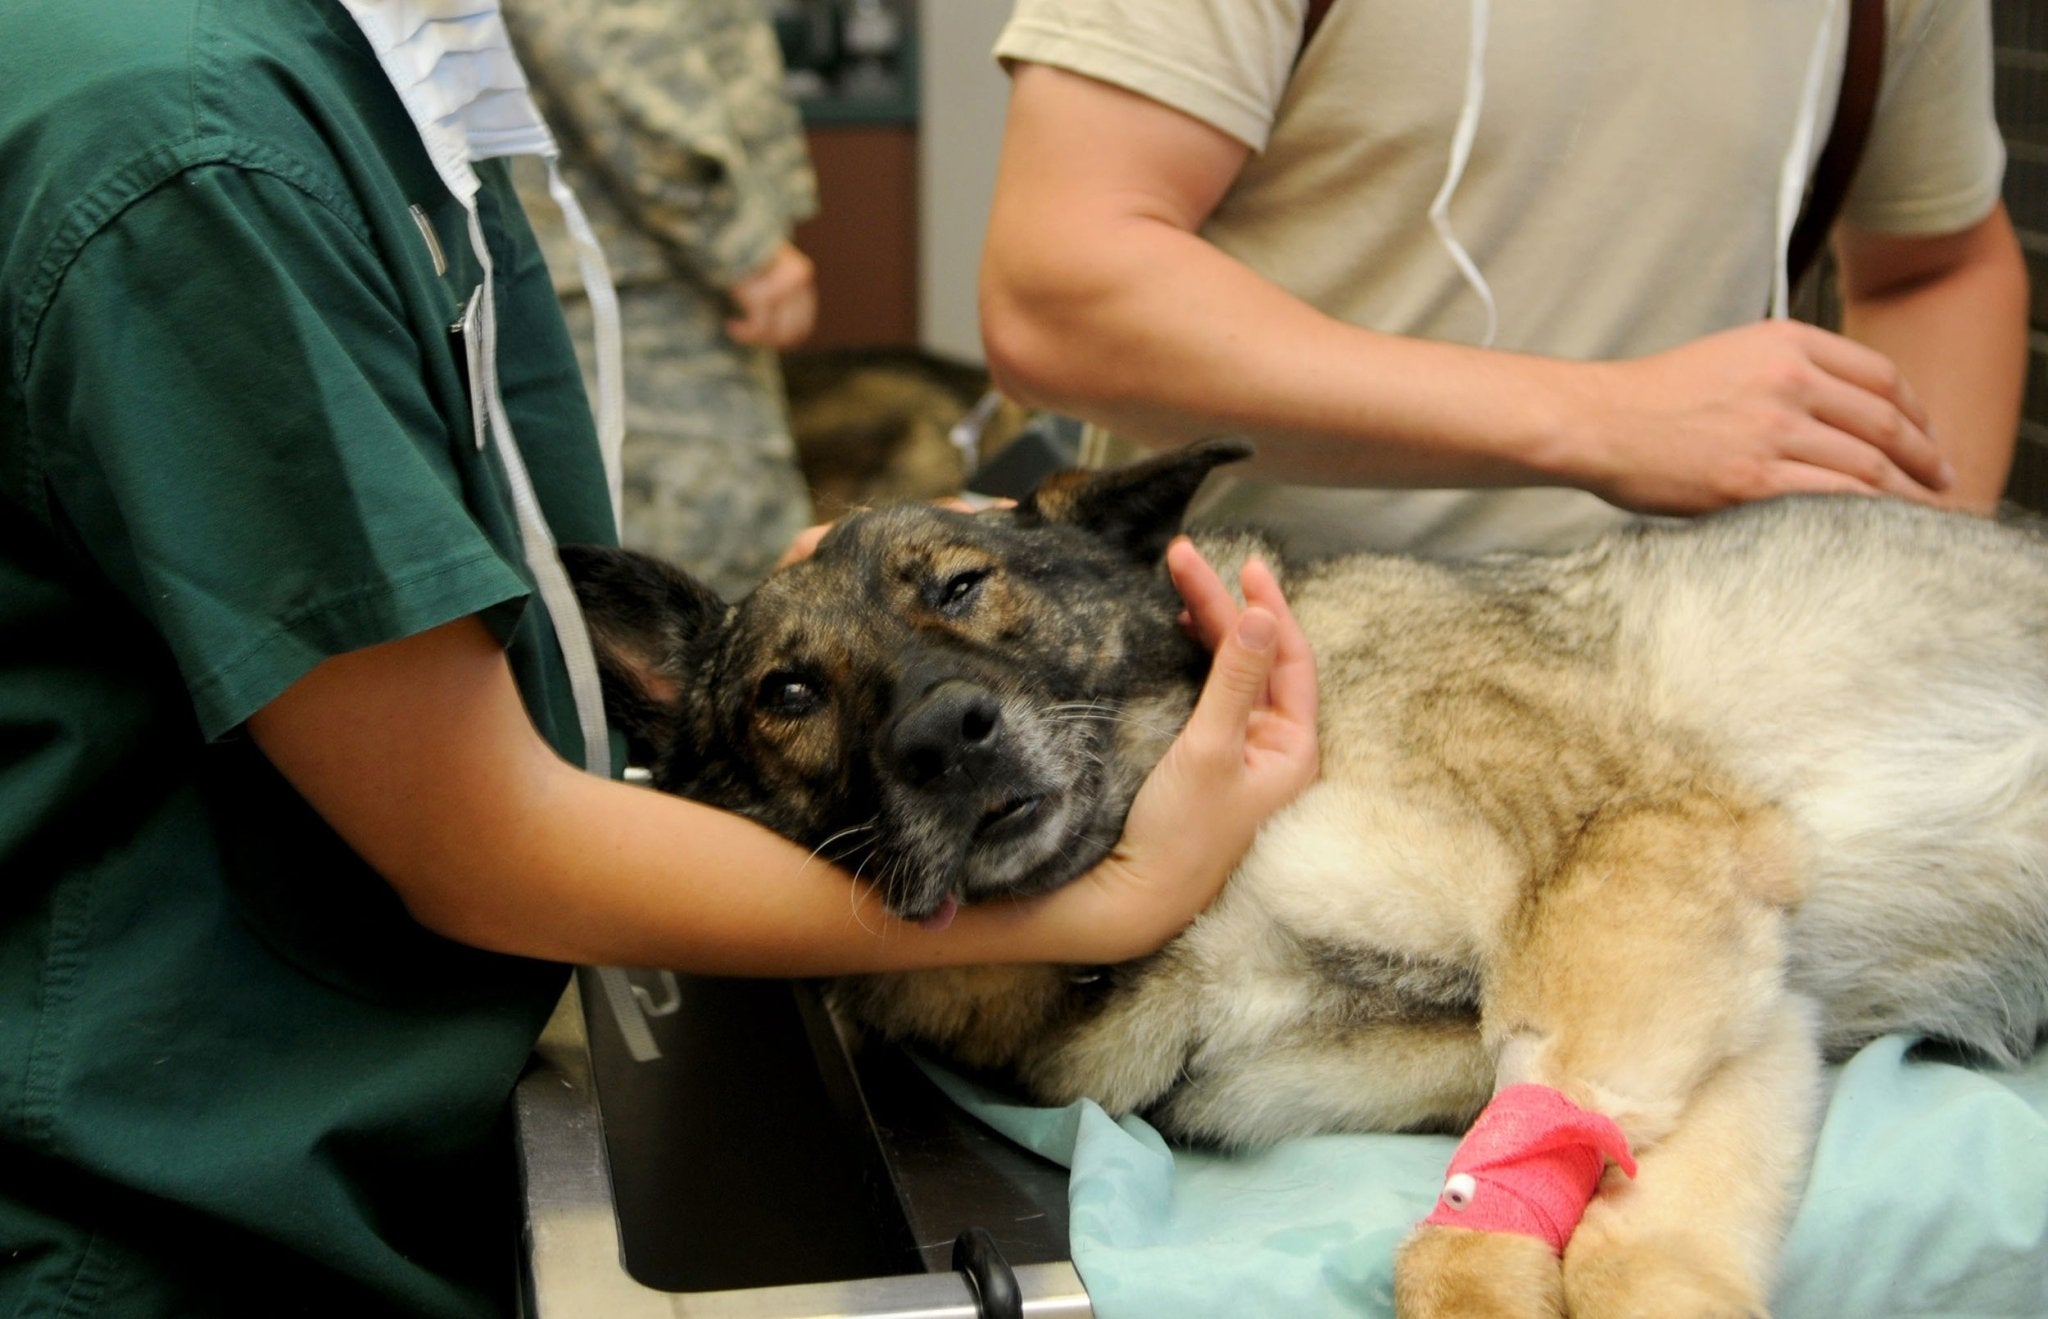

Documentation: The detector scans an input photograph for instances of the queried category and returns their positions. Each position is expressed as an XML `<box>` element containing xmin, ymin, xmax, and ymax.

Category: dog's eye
<box><xmin>754</xmin><ymin>670</ymin><xmax>822</xmax><ymax>717</ymax></box>
<box><xmin>932</xmin><ymin>568</ymin><xmax>987</xmax><ymax>616</ymax></box>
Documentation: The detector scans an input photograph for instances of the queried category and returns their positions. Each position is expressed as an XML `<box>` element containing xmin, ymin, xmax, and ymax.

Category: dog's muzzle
<box><xmin>887</xmin><ymin>678</ymin><xmax>1048</xmax><ymax>835</ymax></box>
<box><xmin>888</xmin><ymin>678</ymin><xmax>1005</xmax><ymax>790</ymax></box>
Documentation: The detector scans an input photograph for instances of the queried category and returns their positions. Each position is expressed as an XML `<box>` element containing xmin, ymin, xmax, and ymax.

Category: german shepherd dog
<box><xmin>564</xmin><ymin>441</ymin><xmax>2048</xmax><ymax>1318</ymax></box>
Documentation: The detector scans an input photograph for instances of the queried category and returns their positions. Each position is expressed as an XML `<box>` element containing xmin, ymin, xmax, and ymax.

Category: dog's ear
<box><xmin>559</xmin><ymin>543</ymin><xmax>725</xmax><ymax>767</ymax></box>
<box><xmin>1019</xmin><ymin>438</ymin><xmax>1252</xmax><ymax>563</ymax></box>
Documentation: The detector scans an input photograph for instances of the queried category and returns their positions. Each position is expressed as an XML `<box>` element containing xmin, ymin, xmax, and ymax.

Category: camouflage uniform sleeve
<box><xmin>505</xmin><ymin>0</ymin><xmax>819</xmax><ymax>290</ymax></box>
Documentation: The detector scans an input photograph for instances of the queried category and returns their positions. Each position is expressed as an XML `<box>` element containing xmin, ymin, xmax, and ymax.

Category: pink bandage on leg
<box><xmin>1421</xmin><ymin>1083</ymin><xmax>1638</xmax><ymax>1254</ymax></box>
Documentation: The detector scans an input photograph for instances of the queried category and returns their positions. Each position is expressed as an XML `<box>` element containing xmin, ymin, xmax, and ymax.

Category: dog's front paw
<box><xmin>1393</xmin><ymin>1223</ymin><xmax>1563</xmax><ymax>1319</ymax></box>
<box><xmin>1562</xmin><ymin>1231</ymin><xmax>1767</xmax><ymax>1319</ymax></box>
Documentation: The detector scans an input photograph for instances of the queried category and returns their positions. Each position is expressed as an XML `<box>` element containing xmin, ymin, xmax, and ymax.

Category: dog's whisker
<box><xmin>847</xmin><ymin>880</ymin><xmax>880</xmax><ymax>933</ymax></box>
<box><xmin>795</xmin><ymin>820</ymin><xmax>880</xmax><ymax>886</ymax></box>
<box><xmin>1044</xmin><ymin>703</ymin><xmax>1186</xmax><ymax>742</ymax></box>
<box><xmin>848</xmin><ymin>877</ymin><xmax>882</xmax><ymax>937</ymax></box>
<box><xmin>812</xmin><ymin>819</ymin><xmax>880</xmax><ymax>867</ymax></box>
<box><xmin>844</xmin><ymin>851</ymin><xmax>889</xmax><ymax>937</ymax></box>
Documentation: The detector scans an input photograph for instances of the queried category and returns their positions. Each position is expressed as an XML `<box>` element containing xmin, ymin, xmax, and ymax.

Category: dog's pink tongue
<box><xmin>919</xmin><ymin>895</ymin><xmax>961</xmax><ymax>931</ymax></box>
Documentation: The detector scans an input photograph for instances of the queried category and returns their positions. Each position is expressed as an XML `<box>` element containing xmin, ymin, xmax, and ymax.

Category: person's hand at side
<box><xmin>1027</xmin><ymin>537</ymin><xmax>1319</xmax><ymax>963</ymax></box>
<box><xmin>724</xmin><ymin>240</ymin><xmax>816</xmax><ymax>349</ymax></box>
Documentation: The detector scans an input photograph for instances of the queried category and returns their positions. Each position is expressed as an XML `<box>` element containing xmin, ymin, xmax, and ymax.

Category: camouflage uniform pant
<box><xmin>557</xmin><ymin>284</ymin><xmax>815</xmax><ymax>600</ymax></box>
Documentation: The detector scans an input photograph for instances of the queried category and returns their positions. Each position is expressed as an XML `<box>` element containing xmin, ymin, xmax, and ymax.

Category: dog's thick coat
<box><xmin>567</xmin><ymin>442</ymin><xmax>2048</xmax><ymax>1318</ymax></box>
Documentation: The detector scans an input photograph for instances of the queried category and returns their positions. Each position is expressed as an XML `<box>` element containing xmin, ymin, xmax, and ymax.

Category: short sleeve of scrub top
<box><xmin>22</xmin><ymin>158</ymin><xmax>539</xmax><ymax>740</ymax></box>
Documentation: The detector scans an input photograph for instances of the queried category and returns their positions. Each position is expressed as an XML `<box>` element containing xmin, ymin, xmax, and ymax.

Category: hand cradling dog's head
<box><xmin>564</xmin><ymin>439</ymin><xmax>1253</xmax><ymax>923</ymax></box>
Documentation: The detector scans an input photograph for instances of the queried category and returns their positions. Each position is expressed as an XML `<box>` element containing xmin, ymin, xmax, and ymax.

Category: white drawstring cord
<box><xmin>465</xmin><ymin>203</ymin><xmax>664</xmax><ymax>1064</ymax></box>
<box><xmin>462</xmin><ymin>207</ymin><xmax>612</xmax><ymax>783</ymax></box>
<box><xmin>544</xmin><ymin>156</ymin><xmax>626</xmax><ymax>530</ymax></box>
<box><xmin>1430</xmin><ymin>0</ymin><xmax>1498</xmax><ymax>348</ymax></box>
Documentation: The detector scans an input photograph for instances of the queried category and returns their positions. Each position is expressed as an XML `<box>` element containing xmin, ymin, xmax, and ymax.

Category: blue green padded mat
<box><xmin>926</xmin><ymin>1034</ymin><xmax>2048</xmax><ymax>1318</ymax></box>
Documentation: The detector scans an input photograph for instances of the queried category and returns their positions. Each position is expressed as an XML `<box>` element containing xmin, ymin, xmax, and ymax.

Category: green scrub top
<box><xmin>0</xmin><ymin>2</ymin><xmax>617</xmax><ymax>1315</ymax></box>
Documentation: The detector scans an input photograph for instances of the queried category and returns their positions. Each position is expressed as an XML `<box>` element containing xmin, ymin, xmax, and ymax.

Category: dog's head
<box><xmin>564</xmin><ymin>439</ymin><xmax>1251</xmax><ymax>925</ymax></box>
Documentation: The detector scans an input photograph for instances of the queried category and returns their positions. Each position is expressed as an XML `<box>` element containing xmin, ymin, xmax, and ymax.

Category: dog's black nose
<box><xmin>888</xmin><ymin>679</ymin><xmax>1003</xmax><ymax>788</ymax></box>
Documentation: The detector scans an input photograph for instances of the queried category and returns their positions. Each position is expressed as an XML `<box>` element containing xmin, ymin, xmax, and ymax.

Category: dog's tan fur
<box><xmin>569</xmin><ymin>443</ymin><xmax>2048</xmax><ymax>1318</ymax></box>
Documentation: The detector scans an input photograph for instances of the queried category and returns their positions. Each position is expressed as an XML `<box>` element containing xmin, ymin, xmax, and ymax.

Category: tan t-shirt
<box><xmin>996</xmin><ymin>0</ymin><xmax>2005</xmax><ymax>559</ymax></box>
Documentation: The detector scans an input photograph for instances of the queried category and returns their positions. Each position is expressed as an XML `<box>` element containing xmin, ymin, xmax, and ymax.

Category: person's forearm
<box><xmin>983</xmin><ymin>212</ymin><xmax>1956</xmax><ymax>514</ymax></box>
<box><xmin>439</xmin><ymin>572</ymin><xmax>1307</xmax><ymax>976</ymax></box>
<box><xmin>983</xmin><ymin>208</ymin><xmax>1573</xmax><ymax>491</ymax></box>
<box><xmin>253</xmin><ymin>553</ymin><xmax>1313</xmax><ymax>979</ymax></box>
<box><xmin>420</xmin><ymin>754</ymin><xmax>1138</xmax><ymax>975</ymax></box>
<box><xmin>254</xmin><ymin>619</ymin><xmax>1174</xmax><ymax>976</ymax></box>
<box><xmin>1836</xmin><ymin>205</ymin><xmax>2029</xmax><ymax>512</ymax></box>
